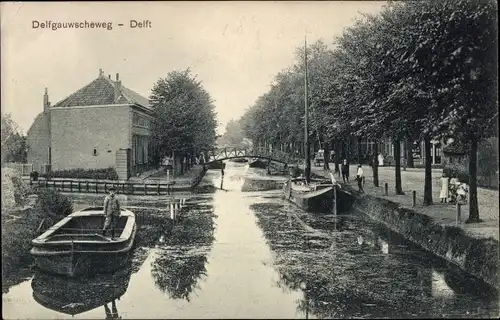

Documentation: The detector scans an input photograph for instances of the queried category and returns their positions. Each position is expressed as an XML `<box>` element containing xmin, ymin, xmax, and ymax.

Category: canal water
<box><xmin>2</xmin><ymin>162</ymin><xmax>498</xmax><ymax>319</ymax></box>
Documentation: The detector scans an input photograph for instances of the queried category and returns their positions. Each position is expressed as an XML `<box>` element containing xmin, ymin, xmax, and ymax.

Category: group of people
<box><xmin>440</xmin><ymin>173</ymin><xmax>469</xmax><ymax>204</ymax></box>
<box><xmin>334</xmin><ymin>159</ymin><xmax>365</xmax><ymax>193</ymax></box>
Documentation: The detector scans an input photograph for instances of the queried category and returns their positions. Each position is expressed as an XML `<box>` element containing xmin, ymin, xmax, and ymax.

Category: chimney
<box><xmin>114</xmin><ymin>73</ymin><xmax>122</xmax><ymax>102</ymax></box>
<box><xmin>108</xmin><ymin>74</ymin><xmax>111</xmax><ymax>79</ymax></box>
<box><xmin>99</xmin><ymin>68</ymin><xmax>104</xmax><ymax>77</ymax></box>
<box><xmin>43</xmin><ymin>87</ymin><xmax>50</xmax><ymax>112</ymax></box>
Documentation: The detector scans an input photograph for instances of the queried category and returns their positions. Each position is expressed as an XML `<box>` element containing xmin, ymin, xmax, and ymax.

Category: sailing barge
<box><xmin>283</xmin><ymin>177</ymin><xmax>353</xmax><ymax>213</ymax></box>
<box><xmin>282</xmin><ymin>35</ymin><xmax>353</xmax><ymax>214</ymax></box>
<box><xmin>31</xmin><ymin>206</ymin><xmax>137</xmax><ymax>277</ymax></box>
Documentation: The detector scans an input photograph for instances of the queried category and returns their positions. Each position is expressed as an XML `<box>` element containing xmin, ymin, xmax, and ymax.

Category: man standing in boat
<box><xmin>102</xmin><ymin>186</ymin><xmax>121</xmax><ymax>239</ymax></box>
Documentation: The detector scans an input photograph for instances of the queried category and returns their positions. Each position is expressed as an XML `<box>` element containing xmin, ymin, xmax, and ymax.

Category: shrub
<box><xmin>42</xmin><ymin>167</ymin><xmax>119</xmax><ymax>180</ymax></box>
<box><xmin>35</xmin><ymin>189</ymin><xmax>73</xmax><ymax>224</ymax></box>
<box><xmin>1</xmin><ymin>168</ymin><xmax>30</xmax><ymax>208</ymax></box>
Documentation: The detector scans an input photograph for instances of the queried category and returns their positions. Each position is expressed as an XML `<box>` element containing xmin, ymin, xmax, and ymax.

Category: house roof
<box><xmin>443</xmin><ymin>139</ymin><xmax>469</xmax><ymax>155</ymax></box>
<box><xmin>52</xmin><ymin>72</ymin><xmax>151</xmax><ymax>109</ymax></box>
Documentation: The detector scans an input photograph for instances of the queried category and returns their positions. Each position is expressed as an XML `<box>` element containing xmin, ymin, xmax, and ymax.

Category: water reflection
<box><xmin>151</xmin><ymin>201</ymin><xmax>216</xmax><ymax>302</ymax></box>
<box><xmin>31</xmin><ymin>266</ymin><xmax>131</xmax><ymax>317</ymax></box>
<box><xmin>251</xmin><ymin>202</ymin><xmax>499</xmax><ymax>318</ymax></box>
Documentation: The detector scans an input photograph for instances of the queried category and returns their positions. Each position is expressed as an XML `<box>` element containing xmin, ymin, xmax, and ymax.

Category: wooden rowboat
<box><xmin>31</xmin><ymin>206</ymin><xmax>137</xmax><ymax>277</ymax></box>
<box><xmin>283</xmin><ymin>177</ymin><xmax>354</xmax><ymax>213</ymax></box>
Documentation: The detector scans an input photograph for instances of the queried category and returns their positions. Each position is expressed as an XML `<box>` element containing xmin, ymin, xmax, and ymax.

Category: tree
<box><xmin>149</xmin><ymin>69</ymin><xmax>217</xmax><ymax>172</ymax></box>
<box><xmin>217</xmin><ymin>119</ymin><xmax>251</xmax><ymax>149</ymax></box>
<box><xmin>1</xmin><ymin>113</ymin><xmax>27</xmax><ymax>164</ymax></box>
<box><xmin>386</xmin><ymin>0</ymin><xmax>498</xmax><ymax>217</ymax></box>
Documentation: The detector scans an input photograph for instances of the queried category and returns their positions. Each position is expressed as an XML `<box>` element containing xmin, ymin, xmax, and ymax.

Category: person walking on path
<box><xmin>102</xmin><ymin>186</ymin><xmax>121</xmax><ymax>239</ymax></box>
<box><xmin>440</xmin><ymin>173</ymin><xmax>450</xmax><ymax>203</ymax></box>
<box><xmin>341</xmin><ymin>159</ymin><xmax>350</xmax><ymax>183</ymax></box>
<box><xmin>356</xmin><ymin>164</ymin><xmax>364</xmax><ymax>193</ymax></box>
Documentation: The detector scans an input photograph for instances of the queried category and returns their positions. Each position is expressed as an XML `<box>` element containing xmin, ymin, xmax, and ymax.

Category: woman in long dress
<box><xmin>378</xmin><ymin>153</ymin><xmax>384</xmax><ymax>167</ymax></box>
<box><xmin>440</xmin><ymin>173</ymin><xmax>450</xmax><ymax>203</ymax></box>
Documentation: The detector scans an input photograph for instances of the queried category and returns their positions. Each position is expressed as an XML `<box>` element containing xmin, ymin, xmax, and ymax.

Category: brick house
<box><xmin>27</xmin><ymin>69</ymin><xmax>154</xmax><ymax>180</ymax></box>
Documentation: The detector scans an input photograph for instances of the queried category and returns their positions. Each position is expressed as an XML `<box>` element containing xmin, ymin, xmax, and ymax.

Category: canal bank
<box><xmin>311</xmin><ymin>165</ymin><xmax>499</xmax><ymax>291</ymax></box>
<box><xmin>352</xmin><ymin>193</ymin><xmax>499</xmax><ymax>291</ymax></box>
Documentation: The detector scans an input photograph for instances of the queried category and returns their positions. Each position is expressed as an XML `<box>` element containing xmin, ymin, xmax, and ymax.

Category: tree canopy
<box><xmin>1</xmin><ymin>113</ymin><xmax>27</xmax><ymax>164</ymax></box>
<box><xmin>238</xmin><ymin>0</ymin><xmax>497</xmax><ymax>221</ymax></box>
<box><xmin>149</xmin><ymin>69</ymin><xmax>218</xmax><ymax>163</ymax></box>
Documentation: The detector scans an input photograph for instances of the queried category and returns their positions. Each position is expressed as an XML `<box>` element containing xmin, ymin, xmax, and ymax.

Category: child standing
<box><xmin>439</xmin><ymin>173</ymin><xmax>449</xmax><ymax>203</ymax></box>
<box><xmin>457</xmin><ymin>181</ymin><xmax>468</xmax><ymax>203</ymax></box>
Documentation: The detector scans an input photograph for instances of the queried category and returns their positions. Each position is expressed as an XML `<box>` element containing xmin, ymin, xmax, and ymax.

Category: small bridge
<box><xmin>205</xmin><ymin>147</ymin><xmax>300</xmax><ymax>165</ymax></box>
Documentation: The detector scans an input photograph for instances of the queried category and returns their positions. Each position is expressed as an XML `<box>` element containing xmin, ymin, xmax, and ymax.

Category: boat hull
<box><xmin>248</xmin><ymin>159</ymin><xmax>268</xmax><ymax>169</ymax></box>
<box><xmin>284</xmin><ymin>180</ymin><xmax>354</xmax><ymax>214</ymax></box>
<box><xmin>32</xmin><ymin>249</ymin><xmax>132</xmax><ymax>277</ymax></box>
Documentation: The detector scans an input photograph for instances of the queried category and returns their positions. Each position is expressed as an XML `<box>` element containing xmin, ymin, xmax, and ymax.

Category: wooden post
<box><xmin>412</xmin><ymin>190</ymin><xmax>416</xmax><ymax>207</ymax></box>
<box><xmin>144</xmin><ymin>184</ymin><xmax>147</xmax><ymax>195</ymax></box>
<box><xmin>362</xmin><ymin>176</ymin><xmax>365</xmax><ymax>186</ymax></box>
<box><xmin>384</xmin><ymin>183</ymin><xmax>388</xmax><ymax>196</ymax></box>
<box><xmin>95</xmin><ymin>182</ymin><xmax>98</xmax><ymax>193</ymax></box>
<box><xmin>78</xmin><ymin>181</ymin><xmax>81</xmax><ymax>192</ymax></box>
<box><xmin>122</xmin><ymin>183</ymin><xmax>125</xmax><ymax>194</ymax></box>
<box><xmin>61</xmin><ymin>180</ymin><xmax>64</xmax><ymax>192</ymax></box>
<box><xmin>86</xmin><ymin>181</ymin><xmax>89</xmax><ymax>192</ymax></box>
<box><xmin>333</xmin><ymin>185</ymin><xmax>338</xmax><ymax>215</ymax></box>
<box><xmin>70</xmin><ymin>181</ymin><xmax>73</xmax><ymax>192</ymax></box>
<box><xmin>456</xmin><ymin>202</ymin><xmax>461</xmax><ymax>225</ymax></box>
<box><xmin>157</xmin><ymin>183</ymin><xmax>160</xmax><ymax>196</ymax></box>
<box><xmin>104</xmin><ymin>183</ymin><xmax>107</xmax><ymax>193</ymax></box>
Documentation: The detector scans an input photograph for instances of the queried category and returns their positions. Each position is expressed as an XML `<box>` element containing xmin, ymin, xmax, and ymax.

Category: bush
<box><xmin>1</xmin><ymin>168</ymin><xmax>30</xmax><ymax>208</ymax></box>
<box><xmin>41</xmin><ymin>167</ymin><xmax>119</xmax><ymax>180</ymax></box>
<box><xmin>35</xmin><ymin>189</ymin><xmax>73</xmax><ymax>224</ymax></box>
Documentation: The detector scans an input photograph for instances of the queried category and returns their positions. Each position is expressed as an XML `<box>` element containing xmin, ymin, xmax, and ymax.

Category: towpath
<box><xmin>312</xmin><ymin>164</ymin><xmax>499</xmax><ymax>241</ymax></box>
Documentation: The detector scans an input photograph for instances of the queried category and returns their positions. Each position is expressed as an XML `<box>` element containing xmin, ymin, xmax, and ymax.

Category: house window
<box><xmin>93</xmin><ymin>148</ymin><xmax>97</xmax><ymax>156</ymax></box>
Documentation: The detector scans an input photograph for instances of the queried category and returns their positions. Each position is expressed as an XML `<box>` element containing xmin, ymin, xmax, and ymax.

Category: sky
<box><xmin>1</xmin><ymin>1</ymin><xmax>386</xmax><ymax>135</ymax></box>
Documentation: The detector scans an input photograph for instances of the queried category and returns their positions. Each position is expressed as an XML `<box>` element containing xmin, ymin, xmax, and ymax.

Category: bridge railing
<box><xmin>205</xmin><ymin>147</ymin><xmax>301</xmax><ymax>164</ymax></box>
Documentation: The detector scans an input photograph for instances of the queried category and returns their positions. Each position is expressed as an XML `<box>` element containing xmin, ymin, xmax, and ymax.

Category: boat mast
<box><xmin>304</xmin><ymin>35</ymin><xmax>311</xmax><ymax>183</ymax></box>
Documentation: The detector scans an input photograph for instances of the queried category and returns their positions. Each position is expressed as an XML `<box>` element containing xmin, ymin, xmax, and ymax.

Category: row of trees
<box><xmin>1</xmin><ymin>113</ymin><xmax>27</xmax><ymax>165</ymax></box>
<box><xmin>150</xmin><ymin>69</ymin><xmax>218</xmax><ymax>173</ymax></box>
<box><xmin>216</xmin><ymin>119</ymin><xmax>252</xmax><ymax>149</ymax></box>
<box><xmin>239</xmin><ymin>0</ymin><xmax>498</xmax><ymax>222</ymax></box>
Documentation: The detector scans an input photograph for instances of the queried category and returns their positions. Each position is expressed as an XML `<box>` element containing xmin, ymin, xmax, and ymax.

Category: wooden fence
<box><xmin>29</xmin><ymin>178</ymin><xmax>178</xmax><ymax>195</ymax></box>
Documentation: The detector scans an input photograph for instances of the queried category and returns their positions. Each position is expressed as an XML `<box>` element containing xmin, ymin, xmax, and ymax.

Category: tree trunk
<box><xmin>357</xmin><ymin>136</ymin><xmax>362</xmax><ymax>164</ymax></box>
<box><xmin>402</xmin><ymin>140</ymin><xmax>407</xmax><ymax>171</ymax></box>
<box><xmin>323</xmin><ymin>140</ymin><xmax>330</xmax><ymax>170</ymax></box>
<box><xmin>394</xmin><ymin>139</ymin><xmax>405</xmax><ymax>195</ymax></box>
<box><xmin>466</xmin><ymin>138</ymin><xmax>480</xmax><ymax>223</ymax></box>
<box><xmin>372</xmin><ymin>141</ymin><xmax>379</xmax><ymax>187</ymax></box>
<box><xmin>423</xmin><ymin>137</ymin><xmax>433</xmax><ymax>205</ymax></box>
<box><xmin>406</xmin><ymin>138</ymin><xmax>414</xmax><ymax>168</ymax></box>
